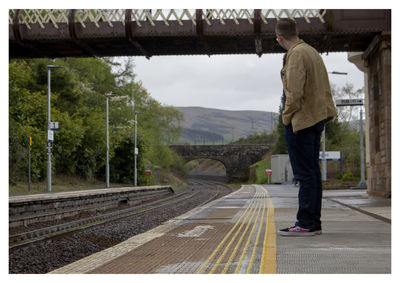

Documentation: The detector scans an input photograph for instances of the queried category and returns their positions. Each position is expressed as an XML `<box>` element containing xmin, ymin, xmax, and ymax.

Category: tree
<box><xmin>272</xmin><ymin>92</ymin><xmax>288</xmax><ymax>154</ymax></box>
<box><xmin>331</xmin><ymin>83</ymin><xmax>364</xmax><ymax>128</ymax></box>
<box><xmin>9</xmin><ymin>60</ymin><xmax>48</xmax><ymax>182</ymax></box>
<box><xmin>325</xmin><ymin>83</ymin><xmax>365</xmax><ymax>178</ymax></box>
<box><xmin>230</xmin><ymin>132</ymin><xmax>275</xmax><ymax>145</ymax></box>
<box><xmin>9</xmin><ymin>57</ymin><xmax>183</xmax><ymax>186</ymax></box>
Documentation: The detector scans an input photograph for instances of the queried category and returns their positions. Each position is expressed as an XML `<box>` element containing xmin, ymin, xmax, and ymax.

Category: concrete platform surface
<box><xmin>50</xmin><ymin>184</ymin><xmax>391</xmax><ymax>274</ymax></box>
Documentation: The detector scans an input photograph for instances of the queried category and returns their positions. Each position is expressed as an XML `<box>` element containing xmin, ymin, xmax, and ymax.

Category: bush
<box><xmin>342</xmin><ymin>169</ymin><xmax>354</xmax><ymax>181</ymax></box>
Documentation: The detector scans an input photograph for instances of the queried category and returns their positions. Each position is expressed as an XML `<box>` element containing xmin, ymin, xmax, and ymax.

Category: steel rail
<box><xmin>9</xmin><ymin>190</ymin><xmax>189</xmax><ymax>248</ymax></box>
<box><xmin>10</xmin><ymin>179</ymin><xmax>235</xmax><ymax>251</ymax></box>
<box><xmin>9</xmin><ymin>189</ymin><xmax>173</xmax><ymax>228</ymax></box>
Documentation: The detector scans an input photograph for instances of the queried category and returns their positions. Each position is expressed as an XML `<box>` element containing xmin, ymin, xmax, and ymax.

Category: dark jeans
<box><xmin>285</xmin><ymin>120</ymin><xmax>326</xmax><ymax>230</ymax></box>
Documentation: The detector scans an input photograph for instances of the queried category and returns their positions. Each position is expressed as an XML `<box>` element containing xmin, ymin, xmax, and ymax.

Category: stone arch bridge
<box><xmin>169</xmin><ymin>144</ymin><xmax>269</xmax><ymax>181</ymax></box>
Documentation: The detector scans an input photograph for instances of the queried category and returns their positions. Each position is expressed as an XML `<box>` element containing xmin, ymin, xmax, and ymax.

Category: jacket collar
<box><xmin>283</xmin><ymin>39</ymin><xmax>304</xmax><ymax>66</ymax></box>
<box><xmin>287</xmin><ymin>39</ymin><xmax>304</xmax><ymax>54</ymax></box>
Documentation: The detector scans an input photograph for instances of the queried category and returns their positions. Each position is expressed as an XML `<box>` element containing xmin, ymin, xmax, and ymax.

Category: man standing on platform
<box><xmin>275</xmin><ymin>18</ymin><xmax>336</xmax><ymax>236</ymax></box>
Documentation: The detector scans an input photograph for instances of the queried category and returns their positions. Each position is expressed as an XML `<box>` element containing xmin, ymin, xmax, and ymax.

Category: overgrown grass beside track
<box><xmin>249</xmin><ymin>157</ymin><xmax>271</xmax><ymax>184</ymax></box>
<box><xmin>9</xmin><ymin>175</ymin><xmax>119</xmax><ymax>195</ymax></box>
<box><xmin>9</xmin><ymin>173</ymin><xmax>188</xmax><ymax>195</ymax></box>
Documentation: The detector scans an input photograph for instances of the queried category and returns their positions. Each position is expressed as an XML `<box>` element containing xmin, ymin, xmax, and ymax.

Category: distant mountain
<box><xmin>175</xmin><ymin>107</ymin><xmax>279</xmax><ymax>144</ymax></box>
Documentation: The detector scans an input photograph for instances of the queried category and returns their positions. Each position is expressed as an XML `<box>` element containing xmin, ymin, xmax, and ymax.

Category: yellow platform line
<box><xmin>246</xmin><ymin>189</ymin><xmax>267</xmax><ymax>273</ymax></box>
<box><xmin>233</xmin><ymin>189</ymin><xmax>266</xmax><ymax>273</ymax></box>
<box><xmin>259</xmin><ymin>186</ymin><xmax>277</xmax><ymax>274</ymax></box>
<box><xmin>221</xmin><ymin>192</ymin><xmax>264</xmax><ymax>273</ymax></box>
<box><xmin>209</xmin><ymin>191</ymin><xmax>261</xmax><ymax>273</ymax></box>
<box><xmin>196</xmin><ymin>187</ymin><xmax>259</xmax><ymax>274</ymax></box>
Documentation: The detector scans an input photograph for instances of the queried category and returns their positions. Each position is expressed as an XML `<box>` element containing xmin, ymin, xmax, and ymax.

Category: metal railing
<box><xmin>9</xmin><ymin>9</ymin><xmax>326</xmax><ymax>29</ymax></box>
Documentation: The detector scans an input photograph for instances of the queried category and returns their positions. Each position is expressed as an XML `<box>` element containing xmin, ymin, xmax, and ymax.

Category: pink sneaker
<box><xmin>279</xmin><ymin>226</ymin><xmax>316</xmax><ymax>236</ymax></box>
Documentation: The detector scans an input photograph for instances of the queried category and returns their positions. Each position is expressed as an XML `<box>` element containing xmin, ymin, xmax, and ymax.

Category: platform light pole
<box><xmin>28</xmin><ymin>135</ymin><xmax>31</xmax><ymax>191</ymax></box>
<box><xmin>105</xmin><ymin>93</ymin><xmax>116</xmax><ymax>188</ymax></box>
<box><xmin>335</xmin><ymin>98</ymin><xmax>366</xmax><ymax>187</ymax></box>
<box><xmin>46</xmin><ymin>64</ymin><xmax>62</xmax><ymax>192</ymax></box>
<box><xmin>134</xmin><ymin>111</ymin><xmax>142</xmax><ymax>187</ymax></box>
<box><xmin>321</xmin><ymin>128</ymin><xmax>327</xmax><ymax>181</ymax></box>
<box><xmin>323</xmin><ymin>71</ymin><xmax>348</xmax><ymax>181</ymax></box>
<box><xmin>358</xmin><ymin>106</ymin><xmax>367</xmax><ymax>187</ymax></box>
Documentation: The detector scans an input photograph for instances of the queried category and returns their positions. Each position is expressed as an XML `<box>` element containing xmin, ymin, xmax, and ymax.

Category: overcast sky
<box><xmin>132</xmin><ymin>52</ymin><xmax>365</xmax><ymax>113</ymax></box>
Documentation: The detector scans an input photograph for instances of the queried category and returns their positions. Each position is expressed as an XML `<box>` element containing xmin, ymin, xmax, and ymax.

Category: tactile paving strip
<box><xmin>73</xmin><ymin>185</ymin><xmax>278</xmax><ymax>274</ymax></box>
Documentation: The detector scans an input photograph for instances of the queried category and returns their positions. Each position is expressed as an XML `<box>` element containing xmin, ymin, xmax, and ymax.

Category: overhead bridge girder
<box><xmin>9</xmin><ymin>9</ymin><xmax>390</xmax><ymax>58</ymax></box>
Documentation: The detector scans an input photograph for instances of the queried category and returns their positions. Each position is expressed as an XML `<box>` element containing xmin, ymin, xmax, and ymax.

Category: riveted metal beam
<box><xmin>12</xmin><ymin>10</ymin><xmax>23</xmax><ymax>47</ymax></box>
<box><xmin>12</xmin><ymin>9</ymin><xmax>44</xmax><ymax>58</ymax></box>
<box><xmin>68</xmin><ymin>9</ymin><xmax>98</xmax><ymax>58</ymax></box>
<box><xmin>253</xmin><ymin>9</ymin><xmax>262</xmax><ymax>57</ymax></box>
<box><xmin>9</xmin><ymin>9</ymin><xmax>391</xmax><ymax>58</ymax></box>
<box><xmin>196</xmin><ymin>9</ymin><xmax>203</xmax><ymax>35</ymax></box>
<box><xmin>125</xmin><ymin>9</ymin><xmax>151</xmax><ymax>59</ymax></box>
<box><xmin>196</xmin><ymin>9</ymin><xmax>212</xmax><ymax>57</ymax></box>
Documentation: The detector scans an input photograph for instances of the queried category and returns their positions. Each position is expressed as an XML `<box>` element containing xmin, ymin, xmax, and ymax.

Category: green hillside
<box><xmin>176</xmin><ymin>107</ymin><xmax>278</xmax><ymax>144</ymax></box>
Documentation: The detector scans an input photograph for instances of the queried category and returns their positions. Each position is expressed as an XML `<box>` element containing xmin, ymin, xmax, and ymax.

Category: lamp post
<box><xmin>46</xmin><ymin>64</ymin><xmax>62</xmax><ymax>192</ymax></box>
<box><xmin>358</xmin><ymin>106</ymin><xmax>367</xmax><ymax>187</ymax></box>
<box><xmin>134</xmin><ymin>111</ymin><xmax>142</xmax><ymax>187</ymax></box>
<box><xmin>105</xmin><ymin>93</ymin><xmax>116</xmax><ymax>188</ymax></box>
<box><xmin>335</xmin><ymin>98</ymin><xmax>366</xmax><ymax>188</ymax></box>
<box><xmin>323</xmin><ymin>71</ymin><xmax>348</xmax><ymax>181</ymax></box>
<box><xmin>321</xmin><ymin>128</ymin><xmax>327</xmax><ymax>181</ymax></box>
<box><xmin>28</xmin><ymin>135</ymin><xmax>31</xmax><ymax>191</ymax></box>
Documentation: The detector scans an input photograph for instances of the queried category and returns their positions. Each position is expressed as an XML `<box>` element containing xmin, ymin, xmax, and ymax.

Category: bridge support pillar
<box><xmin>349</xmin><ymin>32</ymin><xmax>391</xmax><ymax>197</ymax></box>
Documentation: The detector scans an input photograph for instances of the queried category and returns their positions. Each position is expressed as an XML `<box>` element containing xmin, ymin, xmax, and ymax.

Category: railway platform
<box><xmin>50</xmin><ymin>184</ymin><xmax>391</xmax><ymax>274</ymax></box>
<box><xmin>9</xmin><ymin>185</ymin><xmax>173</xmax><ymax>228</ymax></box>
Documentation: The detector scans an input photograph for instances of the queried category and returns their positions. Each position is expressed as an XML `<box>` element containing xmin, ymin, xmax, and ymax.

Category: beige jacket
<box><xmin>281</xmin><ymin>39</ymin><xmax>336</xmax><ymax>132</ymax></box>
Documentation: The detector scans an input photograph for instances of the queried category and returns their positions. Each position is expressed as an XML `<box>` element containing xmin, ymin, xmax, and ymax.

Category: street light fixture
<box><xmin>105</xmin><ymin>93</ymin><xmax>116</xmax><ymax>188</ymax></box>
<box><xmin>46</xmin><ymin>64</ymin><xmax>62</xmax><ymax>192</ymax></box>
<box><xmin>328</xmin><ymin>71</ymin><xmax>348</xmax><ymax>75</ymax></box>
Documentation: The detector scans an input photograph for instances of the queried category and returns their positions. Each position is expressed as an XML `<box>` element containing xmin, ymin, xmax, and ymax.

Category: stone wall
<box><xmin>363</xmin><ymin>33</ymin><xmax>391</xmax><ymax>197</ymax></box>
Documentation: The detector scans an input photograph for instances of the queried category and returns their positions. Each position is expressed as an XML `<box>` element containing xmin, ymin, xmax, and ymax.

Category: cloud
<box><xmin>132</xmin><ymin>52</ymin><xmax>364</xmax><ymax>112</ymax></box>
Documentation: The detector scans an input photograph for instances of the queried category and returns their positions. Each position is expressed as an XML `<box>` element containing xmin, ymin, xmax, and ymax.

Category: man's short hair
<box><xmin>275</xmin><ymin>18</ymin><xmax>298</xmax><ymax>39</ymax></box>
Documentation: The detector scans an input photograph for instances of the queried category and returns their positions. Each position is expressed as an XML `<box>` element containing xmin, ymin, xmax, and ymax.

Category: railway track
<box><xmin>9</xmin><ymin>186</ymin><xmax>173</xmax><ymax>229</ymax></box>
<box><xmin>9</xmin><ymin>178</ymin><xmax>235</xmax><ymax>274</ymax></box>
<box><xmin>9</xmin><ymin>190</ymin><xmax>192</xmax><ymax>249</ymax></box>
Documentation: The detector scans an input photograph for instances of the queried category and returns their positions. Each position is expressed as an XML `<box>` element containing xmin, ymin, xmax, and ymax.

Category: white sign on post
<box><xmin>50</xmin><ymin>122</ymin><xmax>59</xmax><ymax>130</ymax></box>
<box><xmin>48</xmin><ymin>130</ymin><xmax>54</xmax><ymax>142</ymax></box>
<box><xmin>319</xmin><ymin>151</ymin><xmax>341</xmax><ymax>161</ymax></box>
<box><xmin>335</xmin><ymin>99</ymin><xmax>364</xmax><ymax>106</ymax></box>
